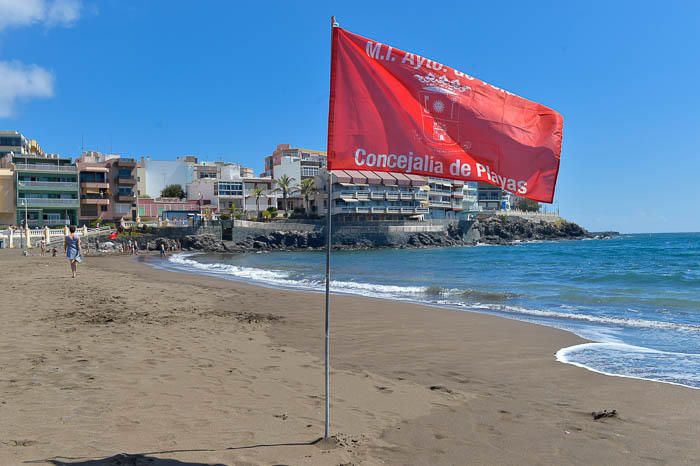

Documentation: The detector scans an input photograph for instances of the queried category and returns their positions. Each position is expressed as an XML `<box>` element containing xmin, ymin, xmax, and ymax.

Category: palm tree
<box><xmin>274</xmin><ymin>175</ymin><xmax>296</xmax><ymax>215</ymax></box>
<box><xmin>252</xmin><ymin>186</ymin><xmax>265</xmax><ymax>218</ymax></box>
<box><xmin>299</xmin><ymin>178</ymin><xmax>316</xmax><ymax>216</ymax></box>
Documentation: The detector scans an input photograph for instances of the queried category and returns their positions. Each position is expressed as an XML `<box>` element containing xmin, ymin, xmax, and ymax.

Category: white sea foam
<box><xmin>470</xmin><ymin>303</ymin><xmax>700</xmax><ymax>333</ymax></box>
<box><xmin>556</xmin><ymin>342</ymin><xmax>700</xmax><ymax>389</ymax></box>
<box><xmin>168</xmin><ymin>253</ymin><xmax>291</xmax><ymax>282</ymax></box>
<box><xmin>165</xmin><ymin>254</ymin><xmax>425</xmax><ymax>298</ymax></box>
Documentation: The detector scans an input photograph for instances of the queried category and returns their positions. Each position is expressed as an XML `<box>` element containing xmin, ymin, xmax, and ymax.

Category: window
<box><xmin>100</xmin><ymin>205</ymin><xmax>108</xmax><ymax>212</ymax></box>
<box><xmin>115</xmin><ymin>203</ymin><xmax>131</xmax><ymax>214</ymax></box>
<box><xmin>302</xmin><ymin>166</ymin><xmax>319</xmax><ymax>177</ymax></box>
<box><xmin>0</xmin><ymin>136</ymin><xmax>21</xmax><ymax>146</ymax></box>
<box><xmin>118</xmin><ymin>187</ymin><xmax>133</xmax><ymax>195</ymax></box>
<box><xmin>118</xmin><ymin>169</ymin><xmax>132</xmax><ymax>178</ymax></box>
<box><xmin>215</xmin><ymin>181</ymin><xmax>243</xmax><ymax>196</ymax></box>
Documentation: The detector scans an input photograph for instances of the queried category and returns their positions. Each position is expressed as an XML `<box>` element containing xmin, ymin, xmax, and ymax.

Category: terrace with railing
<box><xmin>15</xmin><ymin>163</ymin><xmax>77</xmax><ymax>173</ymax></box>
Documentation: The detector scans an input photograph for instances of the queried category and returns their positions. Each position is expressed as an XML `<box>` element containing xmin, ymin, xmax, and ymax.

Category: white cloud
<box><xmin>0</xmin><ymin>61</ymin><xmax>54</xmax><ymax>117</ymax></box>
<box><xmin>0</xmin><ymin>0</ymin><xmax>82</xmax><ymax>31</ymax></box>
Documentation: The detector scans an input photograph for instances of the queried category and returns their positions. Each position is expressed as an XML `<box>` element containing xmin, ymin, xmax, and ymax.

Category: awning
<box><xmin>340</xmin><ymin>197</ymin><xmax>359</xmax><ymax>202</ymax></box>
<box><xmin>343</xmin><ymin>170</ymin><xmax>367</xmax><ymax>184</ymax></box>
<box><xmin>81</xmin><ymin>166</ymin><xmax>108</xmax><ymax>173</ymax></box>
<box><xmin>331</xmin><ymin>170</ymin><xmax>351</xmax><ymax>184</ymax></box>
<box><xmin>405</xmin><ymin>174</ymin><xmax>428</xmax><ymax>187</ymax></box>
<box><xmin>376</xmin><ymin>171</ymin><xmax>397</xmax><ymax>185</ymax></box>
<box><xmin>358</xmin><ymin>170</ymin><xmax>382</xmax><ymax>185</ymax></box>
<box><xmin>390</xmin><ymin>172</ymin><xmax>411</xmax><ymax>186</ymax></box>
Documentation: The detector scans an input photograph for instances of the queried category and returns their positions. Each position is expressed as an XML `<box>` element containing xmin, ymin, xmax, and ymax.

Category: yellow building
<box><xmin>0</xmin><ymin>168</ymin><xmax>16</xmax><ymax>226</ymax></box>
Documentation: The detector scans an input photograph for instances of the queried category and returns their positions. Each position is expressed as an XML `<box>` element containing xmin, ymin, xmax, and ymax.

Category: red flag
<box><xmin>327</xmin><ymin>27</ymin><xmax>563</xmax><ymax>203</ymax></box>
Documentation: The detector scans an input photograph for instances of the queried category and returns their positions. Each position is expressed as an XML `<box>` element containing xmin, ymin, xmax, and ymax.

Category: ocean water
<box><xmin>151</xmin><ymin>233</ymin><xmax>700</xmax><ymax>389</ymax></box>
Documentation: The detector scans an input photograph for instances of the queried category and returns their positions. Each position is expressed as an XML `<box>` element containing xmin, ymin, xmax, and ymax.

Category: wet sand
<box><xmin>0</xmin><ymin>249</ymin><xmax>698</xmax><ymax>465</ymax></box>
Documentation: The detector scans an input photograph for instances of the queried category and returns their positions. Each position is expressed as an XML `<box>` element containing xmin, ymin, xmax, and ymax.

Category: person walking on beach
<box><xmin>64</xmin><ymin>225</ymin><xmax>82</xmax><ymax>279</ymax></box>
<box><xmin>160</xmin><ymin>242</ymin><xmax>166</xmax><ymax>259</ymax></box>
<box><xmin>40</xmin><ymin>238</ymin><xmax>46</xmax><ymax>256</ymax></box>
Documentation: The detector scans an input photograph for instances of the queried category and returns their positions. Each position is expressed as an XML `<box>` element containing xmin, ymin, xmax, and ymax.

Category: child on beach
<box><xmin>64</xmin><ymin>225</ymin><xmax>82</xmax><ymax>279</ymax></box>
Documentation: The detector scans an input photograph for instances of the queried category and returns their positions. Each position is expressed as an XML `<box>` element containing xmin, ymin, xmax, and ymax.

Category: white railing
<box><xmin>15</xmin><ymin>163</ymin><xmax>77</xmax><ymax>172</ymax></box>
<box><xmin>18</xmin><ymin>181</ymin><xmax>78</xmax><ymax>189</ymax></box>
<box><xmin>0</xmin><ymin>225</ymin><xmax>114</xmax><ymax>248</ymax></box>
<box><xmin>488</xmin><ymin>210</ymin><xmax>561</xmax><ymax>223</ymax></box>
<box><xmin>19</xmin><ymin>198</ymin><xmax>80</xmax><ymax>207</ymax></box>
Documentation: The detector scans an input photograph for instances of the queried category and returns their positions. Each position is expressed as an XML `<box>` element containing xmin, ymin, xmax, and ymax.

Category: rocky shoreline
<box><xmin>87</xmin><ymin>216</ymin><xmax>607</xmax><ymax>254</ymax></box>
<box><xmin>181</xmin><ymin>216</ymin><xmax>600</xmax><ymax>253</ymax></box>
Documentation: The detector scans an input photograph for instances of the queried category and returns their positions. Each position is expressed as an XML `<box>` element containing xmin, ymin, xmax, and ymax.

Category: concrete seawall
<box><xmin>222</xmin><ymin>219</ymin><xmax>476</xmax><ymax>248</ymax></box>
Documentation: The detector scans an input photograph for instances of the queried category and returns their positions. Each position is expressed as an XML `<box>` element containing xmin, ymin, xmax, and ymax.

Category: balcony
<box><xmin>15</xmin><ymin>163</ymin><xmax>77</xmax><ymax>173</ymax></box>
<box><xmin>369</xmin><ymin>192</ymin><xmax>384</xmax><ymax>200</ymax></box>
<box><xmin>116</xmin><ymin>176</ymin><xmax>137</xmax><ymax>185</ymax></box>
<box><xmin>80</xmin><ymin>195</ymin><xmax>110</xmax><ymax>205</ymax></box>
<box><xmin>18</xmin><ymin>181</ymin><xmax>78</xmax><ymax>191</ymax></box>
<box><xmin>385</xmin><ymin>192</ymin><xmax>399</xmax><ymax>200</ymax></box>
<box><xmin>117</xmin><ymin>194</ymin><xmax>136</xmax><ymax>203</ymax></box>
<box><xmin>399</xmin><ymin>192</ymin><xmax>414</xmax><ymax>200</ymax></box>
<box><xmin>81</xmin><ymin>181</ymin><xmax>109</xmax><ymax>189</ymax></box>
<box><xmin>18</xmin><ymin>198</ymin><xmax>80</xmax><ymax>208</ymax></box>
<box><xmin>117</xmin><ymin>158</ymin><xmax>137</xmax><ymax>168</ymax></box>
<box><xmin>429</xmin><ymin>200</ymin><xmax>452</xmax><ymax>207</ymax></box>
<box><xmin>370</xmin><ymin>207</ymin><xmax>386</xmax><ymax>213</ymax></box>
<box><xmin>414</xmin><ymin>192</ymin><xmax>428</xmax><ymax>200</ymax></box>
<box><xmin>452</xmin><ymin>192</ymin><xmax>464</xmax><ymax>198</ymax></box>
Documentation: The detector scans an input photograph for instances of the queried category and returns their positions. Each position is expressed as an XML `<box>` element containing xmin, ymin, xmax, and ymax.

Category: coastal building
<box><xmin>0</xmin><ymin>167</ymin><xmax>16</xmax><ymax>225</ymax></box>
<box><xmin>215</xmin><ymin>176</ymin><xmax>278</xmax><ymax>216</ymax></box>
<box><xmin>185</xmin><ymin>159</ymin><xmax>275</xmax><ymax>216</ymax></box>
<box><xmin>140</xmin><ymin>155</ymin><xmax>255</xmax><ymax>201</ymax></box>
<box><xmin>0</xmin><ymin>152</ymin><xmax>80</xmax><ymax>227</ymax></box>
<box><xmin>140</xmin><ymin>156</ymin><xmax>192</xmax><ymax>199</ymax></box>
<box><xmin>263</xmin><ymin>144</ymin><xmax>327</xmax><ymax>211</ymax></box>
<box><xmin>0</xmin><ymin>130</ymin><xmax>31</xmax><ymax>156</ymax></box>
<box><xmin>462</xmin><ymin>182</ymin><xmax>479</xmax><ymax>212</ymax></box>
<box><xmin>477</xmin><ymin>182</ymin><xmax>510</xmax><ymax>210</ymax></box>
<box><xmin>313</xmin><ymin>169</ymin><xmax>429</xmax><ymax>221</ymax></box>
<box><xmin>425</xmin><ymin>177</ymin><xmax>467</xmax><ymax>219</ymax></box>
<box><xmin>76</xmin><ymin>151</ymin><xmax>138</xmax><ymax>222</ymax></box>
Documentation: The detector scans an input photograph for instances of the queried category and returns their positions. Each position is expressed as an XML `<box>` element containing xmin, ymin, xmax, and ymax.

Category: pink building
<box><xmin>76</xmin><ymin>151</ymin><xmax>137</xmax><ymax>222</ymax></box>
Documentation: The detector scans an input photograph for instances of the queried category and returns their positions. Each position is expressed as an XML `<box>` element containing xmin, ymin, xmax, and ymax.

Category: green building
<box><xmin>13</xmin><ymin>153</ymin><xmax>80</xmax><ymax>227</ymax></box>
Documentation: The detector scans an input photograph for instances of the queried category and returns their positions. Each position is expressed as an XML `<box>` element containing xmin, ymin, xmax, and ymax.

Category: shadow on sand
<box><xmin>30</xmin><ymin>438</ymin><xmax>330</xmax><ymax>466</ymax></box>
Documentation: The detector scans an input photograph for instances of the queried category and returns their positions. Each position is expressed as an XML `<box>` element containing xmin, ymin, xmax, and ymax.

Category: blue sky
<box><xmin>1</xmin><ymin>0</ymin><xmax>698</xmax><ymax>233</ymax></box>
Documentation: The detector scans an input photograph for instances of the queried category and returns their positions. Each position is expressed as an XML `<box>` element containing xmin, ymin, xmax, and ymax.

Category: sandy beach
<box><xmin>0</xmin><ymin>249</ymin><xmax>698</xmax><ymax>465</ymax></box>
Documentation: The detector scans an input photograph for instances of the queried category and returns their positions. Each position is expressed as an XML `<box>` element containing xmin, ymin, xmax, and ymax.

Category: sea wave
<box><xmin>470</xmin><ymin>303</ymin><xmax>700</xmax><ymax>333</ymax></box>
<box><xmin>158</xmin><ymin>251</ymin><xmax>700</xmax><ymax>389</ymax></box>
<box><xmin>168</xmin><ymin>253</ymin><xmax>291</xmax><ymax>282</ymax></box>
<box><xmin>556</xmin><ymin>342</ymin><xmax>700</xmax><ymax>389</ymax></box>
<box><xmin>165</xmin><ymin>254</ymin><xmax>700</xmax><ymax>334</ymax></box>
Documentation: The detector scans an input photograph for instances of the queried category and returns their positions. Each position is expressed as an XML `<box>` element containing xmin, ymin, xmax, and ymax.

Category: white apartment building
<box><xmin>263</xmin><ymin>144</ymin><xmax>326</xmax><ymax>211</ymax></box>
<box><xmin>313</xmin><ymin>169</ymin><xmax>429</xmax><ymax>221</ymax></box>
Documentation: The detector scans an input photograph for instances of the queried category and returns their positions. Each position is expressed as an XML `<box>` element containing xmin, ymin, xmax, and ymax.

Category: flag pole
<box><xmin>324</xmin><ymin>15</ymin><xmax>338</xmax><ymax>441</ymax></box>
